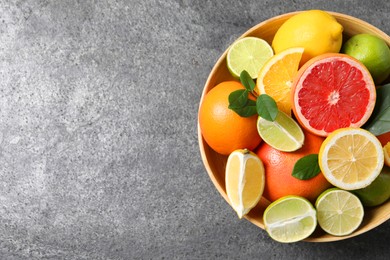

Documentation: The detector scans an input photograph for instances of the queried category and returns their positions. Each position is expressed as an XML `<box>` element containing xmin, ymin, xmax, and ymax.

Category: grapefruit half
<box><xmin>291</xmin><ymin>53</ymin><xmax>376</xmax><ymax>137</ymax></box>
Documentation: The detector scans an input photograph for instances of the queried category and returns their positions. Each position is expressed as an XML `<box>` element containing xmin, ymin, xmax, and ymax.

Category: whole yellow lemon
<box><xmin>272</xmin><ymin>10</ymin><xmax>343</xmax><ymax>65</ymax></box>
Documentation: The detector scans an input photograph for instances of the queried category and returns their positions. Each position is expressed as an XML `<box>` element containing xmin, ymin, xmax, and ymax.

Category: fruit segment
<box><xmin>256</xmin><ymin>111</ymin><xmax>304</xmax><ymax>152</ymax></box>
<box><xmin>225</xmin><ymin>149</ymin><xmax>265</xmax><ymax>218</ymax></box>
<box><xmin>264</xmin><ymin>196</ymin><xmax>317</xmax><ymax>243</ymax></box>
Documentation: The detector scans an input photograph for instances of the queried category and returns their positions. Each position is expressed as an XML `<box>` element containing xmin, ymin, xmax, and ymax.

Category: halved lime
<box><xmin>257</xmin><ymin>111</ymin><xmax>304</xmax><ymax>152</ymax></box>
<box><xmin>263</xmin><ymin>195</ymin><xmax>317</xmax><ymax>243</ymax></box>
<box><xmin>315</xmin><ymin>188</ymin><xmax>364</xmax><ymax>236</ymax></box>
<box><xmin>227</xmin><ymin>37</ymin><xmax>273</xmax><ymax>79</ymax></box>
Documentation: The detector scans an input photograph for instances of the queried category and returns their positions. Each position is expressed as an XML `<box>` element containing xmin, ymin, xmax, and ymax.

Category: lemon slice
<box><xmin>255</xmin><ymin>47</ymin><xmax>304</xmax><ymax>115</ymax></box>
<box><xmin>257</xmin><ymin>111</ymin><xmax>304</xmax><ymax>152</ymax></box>
<box><xmin>227</xmin><ymin>37</ymin><xmax>274</xmax><ymax>79</ymax></box>
<box><xmin>225</xmin><ymin>149</ymin><xmax>265</xmax><ymax>218</ymax></box>
<box><xmin>263</xmin><ymin>195</ymin><xmax>317</xmax><ymax>243</ymax></box>
<box><xmin>315</xmin><ymin>188</ymin><xmax>364</xmax><ymax>236</ymax></box>
<box><xmin>319</xmin><ymin>127</ymin><xmax>384</xmax><ymax>190</ymax></box>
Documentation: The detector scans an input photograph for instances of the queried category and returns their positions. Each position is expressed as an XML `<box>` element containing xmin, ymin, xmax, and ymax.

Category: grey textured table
<box><xmin>1</xmin><ymin>0</ymin><xmax>390</xmax><ymax>259</ymax></box>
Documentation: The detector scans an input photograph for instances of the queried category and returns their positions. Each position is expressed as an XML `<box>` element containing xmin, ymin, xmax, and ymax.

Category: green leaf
<box><xmin>240</xmin><ymin>70</ymin><xmax>256</xmax><ymax>92</ymax></box>
<box><xmin>256</xmin><ymin>94</ymin><xmax>278</xmax><ymax>121</ymax></box>
<box><xmin>232</xmin><ymin>99</ymin><xmax>257</xmax><ymax>117</ymax></box>
<box><xmin>228</xmin><ymin>89</ymin><xmax>249</xmax><ymax>109</ymax></box>
<box><xmin>364</xmin><ymin>84</ymin><xmax>390</xmax><ymax>135</ymax></box>
<box><xmin>292</xmin><ymin>154</ymin><xmax>321</xmax><ymax>180</ymax></box>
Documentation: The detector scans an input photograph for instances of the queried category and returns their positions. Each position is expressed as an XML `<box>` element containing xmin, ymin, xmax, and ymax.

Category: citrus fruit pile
<box><xmin>199</xmin><ymin>9</ymin><xmax>390</xmax><ymax>243</ymax></box>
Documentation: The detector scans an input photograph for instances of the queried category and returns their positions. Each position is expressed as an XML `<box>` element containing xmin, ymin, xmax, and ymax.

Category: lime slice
<box><xmin>257</xmin><ymin>111</ymin><xmax>304</xmax><ymax>152</ymax></box>
<box><xmin>263</xmin><ymin>195</ymin><xmax>317</xmax><ymax>243</ymax></box>
<box><xmin>315</xmin><ymin>188</ymin><xmax>364</xmax><ymax>236</ymax></box>
<box><xmin>227</xmin><ymin>37</ymin><xmax>273</xmax><ymax>79</ymax></box>
<box><xmin>225</xmin><ymin>149</ymin><xmax>265</xmax><ymax>218</ymax></box>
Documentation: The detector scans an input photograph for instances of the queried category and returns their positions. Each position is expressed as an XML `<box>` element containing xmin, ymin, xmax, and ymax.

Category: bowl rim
<box><xmin>197</xmin><ymin>10</ymin><xmax>390</xmax><ymax>242</ymax></box>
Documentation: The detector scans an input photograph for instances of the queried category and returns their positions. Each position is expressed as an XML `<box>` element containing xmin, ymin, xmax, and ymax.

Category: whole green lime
<box><xmin>352</xmin><ymin>167</ymin><xmax>390</xmax><ymax>207</ymax></box>
<box><xmin>342</xmin><ymin>34</ymin><xmax>390</xmax><ymax>84</ymax></box>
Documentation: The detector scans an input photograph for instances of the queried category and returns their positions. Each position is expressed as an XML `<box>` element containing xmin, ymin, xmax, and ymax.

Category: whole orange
<box><xmin>256</xmin><ymin>130</ymin><xmax>332</xmax><ymax>202</ymax></box>
<box><xmin>199</xmin><ymin>81</ymin><xmax>261</xmax><ymax>155</ymax></box>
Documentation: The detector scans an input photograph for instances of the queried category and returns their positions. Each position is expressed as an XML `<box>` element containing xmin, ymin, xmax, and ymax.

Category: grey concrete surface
<box><xmin>0</xmin><ymin>0</ymin><xmax>390</xmax><ymax>259</ymax></box>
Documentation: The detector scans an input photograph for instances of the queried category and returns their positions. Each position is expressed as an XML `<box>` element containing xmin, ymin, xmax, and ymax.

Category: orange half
<box><xmin>255</xmin><ymin>47</ymin><xmax>304</xmax><ymax>115</ymax></box>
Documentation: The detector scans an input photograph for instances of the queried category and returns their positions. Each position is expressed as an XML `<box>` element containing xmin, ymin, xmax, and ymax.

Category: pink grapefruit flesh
<box><xmin>292</xmin><ymin>53</ymin><xmax>376</xmax><ymax>137</ymax></box>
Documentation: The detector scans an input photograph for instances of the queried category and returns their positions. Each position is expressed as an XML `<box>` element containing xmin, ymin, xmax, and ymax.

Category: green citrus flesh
<box><xmin>315</xmin><ymin>188</ymin><xmax>364</xmax><ymax>236</ymax></box>
<box><xmin>227</xmin><ymin>37</ymin><xmax>273</xmax><ymax>79</ymax></box>
<box><xmin>342</xmin><ymin>34</ymin><xmax>390</xmax><ymax>84</ymax></box>
<box><xmin>257</xmin><ymin>111</ymin><xmax>304</xmax><ymax>152</ymax></box>
<box><xmin>263</xmin><ymin>195</ymin><xmax>317</xmax><ymax>243</ymax></box>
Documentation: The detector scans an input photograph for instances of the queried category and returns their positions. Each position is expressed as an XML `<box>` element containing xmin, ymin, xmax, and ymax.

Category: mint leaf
<box><xmin>292</xmin><ymin>154</ymin><xmax>321</xmax><ymax>180</ymax></box>
<box><xmin>232</xmin><ymin>99</ymin><xmax>257</xmax><ymax>117</ymax></box>
<box><xmin>364</xmin><ymin>84</ymin><xmax>390</xmax><ymax>136</ymax></box>
<box><xmin>228</xmin><ymin>89</ymin><xmax>249</xmax><ymax>109</ymax></box>
<box><xmin>256</xmin><ymin>94</ymin><xmax>278</xmax><ymax>121</ymax></box>
<box><xmin>240</xmin><ymin>70</ymin><xmax>256</xmax><ymax>92</ymax></box>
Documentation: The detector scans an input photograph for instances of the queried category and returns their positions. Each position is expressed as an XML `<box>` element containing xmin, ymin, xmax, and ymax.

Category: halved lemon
<box><xmin>319</xmin><ymin>128</ymin><xmax>384</xmax><ymax>190</ymax></box>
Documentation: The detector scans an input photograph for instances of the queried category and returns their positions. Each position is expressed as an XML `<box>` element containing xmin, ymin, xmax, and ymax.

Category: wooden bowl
<box><xmin>198</xmin><ymin>11</ymin><xmax>390</xmax><ymax>242</ymax></box>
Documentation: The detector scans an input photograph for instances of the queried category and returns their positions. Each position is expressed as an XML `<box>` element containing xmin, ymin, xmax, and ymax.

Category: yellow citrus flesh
<box><xmin>384</xmin><ymin>142</ymin><xmax>390</xmax><ymax>167</ymax></box>
<box><xmin>319</xmin><ymin>128</ymin><xmax>384</xmax><ymax>190</ymax></box>
<box><xmin>225</xmin><ymin>149</ymin><xmax>265</xmax><ymax>218</ymax></box>
<box><xmin>272</xmin><ymin>10</ymin><xmax>343</xmax><ymax>65</ymax></box>
<box><xmin>255</xmin><ymin>48</ymin><xmax>304</xmax><ymax>115</ymax></box>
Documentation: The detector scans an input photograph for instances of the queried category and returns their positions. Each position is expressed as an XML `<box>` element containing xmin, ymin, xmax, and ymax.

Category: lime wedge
<box><xmin>257</xmin><ymin>111</ymin><xmax>304</xmax><ymax>152</ymax></box>
<box><xmin>263</xmin><ymin>195</ymin><xmax>317</xmax><ymax>243</ymax></box>
<box><xmin>227</xmin><ymin>37</ymin><xmax>273</xmax><ymax>79</ymax></box>
<box><xmin>315</xmin><ymin>188</ymin><xmax>364</xmax><ymax>236</ymax></box>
